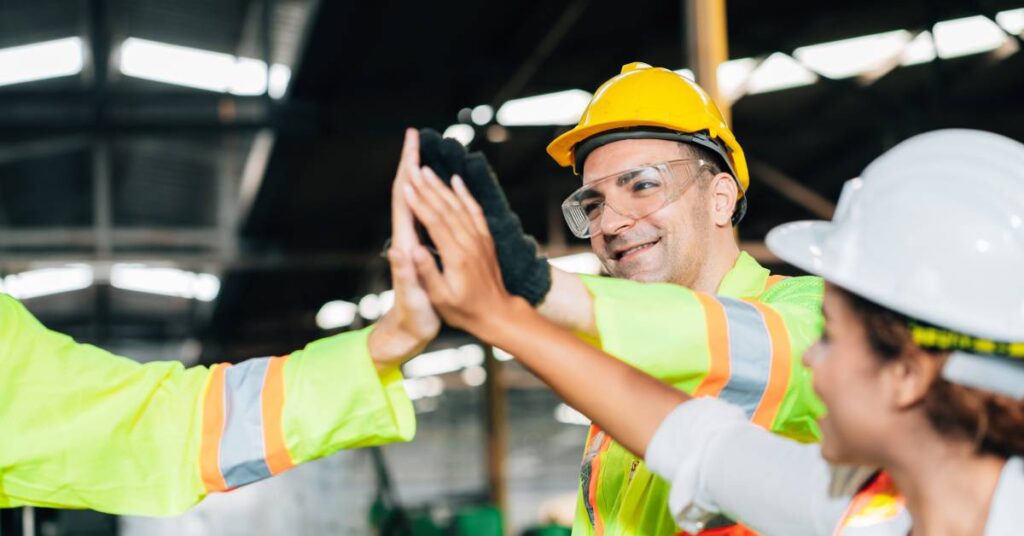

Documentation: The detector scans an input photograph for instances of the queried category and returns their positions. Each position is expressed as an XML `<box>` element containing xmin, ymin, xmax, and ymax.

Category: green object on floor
<box><xmin>452</xmin><ymin>505</ymin><xmax>503</xmax><ymax>535</ymax></box>
<box><xmin>522</xmin><ymin>524</ymin><xmax>572</xmax><ymax>536</ymax></box>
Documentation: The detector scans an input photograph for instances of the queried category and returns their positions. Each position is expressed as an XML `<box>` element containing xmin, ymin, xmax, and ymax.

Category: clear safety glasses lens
<box><xmin>560</xmin><ymin>159</ymin><xmax>704</xmax><ymax>239</ymax></box>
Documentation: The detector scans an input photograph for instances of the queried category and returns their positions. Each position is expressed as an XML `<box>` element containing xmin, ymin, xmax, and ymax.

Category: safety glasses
<box><xmin>560</xmin><ymin>158</ymin><xmax>709</xmax><ymax>238</ymax></box>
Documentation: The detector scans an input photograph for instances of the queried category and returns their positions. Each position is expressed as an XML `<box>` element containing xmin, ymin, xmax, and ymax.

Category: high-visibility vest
<box><xmin>833</xmin><ymin>472</ymin><xmax>911</xmax><ymax>535</ymax></box>
<box><xmin>571</xmin><ymin>252</ymin><xmax>826</xmax><ymax>536</ymax></box>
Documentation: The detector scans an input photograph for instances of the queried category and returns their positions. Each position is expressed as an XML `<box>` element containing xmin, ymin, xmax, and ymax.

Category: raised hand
<box><xmin>402</xmin><ymin>164</ymin><xmax>524</xmax><ymax>339</ymax></box>
<box><xmin>367</xmin><ymin>129</ymin><xmax>441</xmax><ymax>368</ymax></box>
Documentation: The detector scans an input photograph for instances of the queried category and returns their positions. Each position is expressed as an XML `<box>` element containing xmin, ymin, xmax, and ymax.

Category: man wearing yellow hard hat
<box><xmin>412</xmin><ymin>62</ymin><xmax>825</xmax><ymax>536</ymax></box>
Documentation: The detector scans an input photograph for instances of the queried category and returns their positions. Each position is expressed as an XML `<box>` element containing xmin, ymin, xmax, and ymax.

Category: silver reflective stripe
<box><xmin>718</xmin><ymin>297</ymin><xmax>772</xmax><ymax>419</ymax></box>
<box><xmin>219</xmin><ymin>357</ymin><xmax>272</xmax><ymax>488</ymax></box>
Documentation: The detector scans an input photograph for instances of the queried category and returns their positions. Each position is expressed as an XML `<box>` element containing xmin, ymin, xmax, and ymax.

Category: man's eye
<box><xmin>632</xmin><ymin>180</ymin><xmax>661</xmax><ymax>192</ymax></box>
<box><xmin>582</xmin><ymin>201</ymin><xmax>603</xmax><ymax>217</ymax></box>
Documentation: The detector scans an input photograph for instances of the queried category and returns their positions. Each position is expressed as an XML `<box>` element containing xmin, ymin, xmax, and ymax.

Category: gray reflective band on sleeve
<box><xmin>219</xmin><ymin>357</ymin><xmax>273</xmax><ymax>488</ymax></box>
<box><xmin>942</xmin><ymin>351</ymin><xmax>1024</xmax><ymax>400</ymax></box>
<box><xmin>718</xmin><ymin>297</ymin><xmax>773</xmax><ymax>419</ymax></box>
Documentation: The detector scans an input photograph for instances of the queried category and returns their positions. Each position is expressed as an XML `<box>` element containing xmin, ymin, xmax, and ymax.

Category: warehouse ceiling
<box><xmin>0</xmin><ymin>0</ymin><xmax>1021</xmax><ymax>361</ymax></box>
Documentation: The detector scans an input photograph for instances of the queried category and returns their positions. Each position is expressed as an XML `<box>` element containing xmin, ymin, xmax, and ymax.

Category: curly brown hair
<box><xmin>842</xmin><ymin>288</ymin><xmax>1024</xmax><ymax>459</ymax></box>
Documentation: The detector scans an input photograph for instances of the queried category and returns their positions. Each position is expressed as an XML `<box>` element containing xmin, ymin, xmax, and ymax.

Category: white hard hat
<box><xmin>767</xmin><ymin>129</ymin><xmax>1024</xmax><ymax>397</ymax></box>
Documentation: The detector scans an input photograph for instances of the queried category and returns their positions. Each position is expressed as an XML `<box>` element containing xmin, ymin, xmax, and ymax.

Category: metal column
<box><xmin>685</xmin><ymin>0</ymin><xmax>731</xmax><ymax>124</ymax></box>
<box><xmin>483</xmin><ymin>345</ymin><xmax>508</xmax><ymax>532</ymax></box>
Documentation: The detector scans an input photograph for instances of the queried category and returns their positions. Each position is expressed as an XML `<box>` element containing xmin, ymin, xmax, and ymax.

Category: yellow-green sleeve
<box><xmin>282</xmin><ymin>325</ymin><xmax>415</xmax><ymax>463</ymax></box>
<box><xmin>577</xmin><ymin>274</ymin><xmax>823</xmax><ymax>439</ymax></box>
<box><xmin>0</xmin><ymin>294</ymin><xmax>413</xmax><ymax>516</ymax></box>
<box><xmin>578</xmin><ymin>274</ymin><xmax>713</xmax><ymax>393</ymax></box>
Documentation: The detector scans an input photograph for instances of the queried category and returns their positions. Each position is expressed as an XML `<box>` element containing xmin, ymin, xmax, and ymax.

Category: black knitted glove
<box><xmin>419</xmin><ymin>129</ymin><xmax>552</xmax><ymax>305</ymax></box>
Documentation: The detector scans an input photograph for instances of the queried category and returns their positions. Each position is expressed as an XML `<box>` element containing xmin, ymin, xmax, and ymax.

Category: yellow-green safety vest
<box><xmin>572</xmin><ymin>252</ymin><xmax>826</xmax><ymax>536</ymax></box>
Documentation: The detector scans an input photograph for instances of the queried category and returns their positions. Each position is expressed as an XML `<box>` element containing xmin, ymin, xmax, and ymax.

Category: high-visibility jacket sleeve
<box><xmin>0</xmin><ymin>294</ymin><xmax>414</xmax><ymax>516</ymax></box>
<box><xmin>577</xmin><ymin>274</ymin><xmax>824</xmax><ymax>439</ymax></box>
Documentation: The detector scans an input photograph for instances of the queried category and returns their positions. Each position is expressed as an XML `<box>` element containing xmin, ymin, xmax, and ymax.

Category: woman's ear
<box><xmin>887</xmin><ymin>347</ymin><xmax>943</xmax><ymax>410</ymax></box>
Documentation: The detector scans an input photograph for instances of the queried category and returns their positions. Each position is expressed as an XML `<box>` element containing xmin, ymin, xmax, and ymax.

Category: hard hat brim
<box><xmin>765</xmin><ymin>220</ymin><xmax>831</xmax><ymax>279</ymax></box>
<box><xmin>767</xmin><ymin>219</ymin><xmax>919</xmax><ymax>318</ymax></box>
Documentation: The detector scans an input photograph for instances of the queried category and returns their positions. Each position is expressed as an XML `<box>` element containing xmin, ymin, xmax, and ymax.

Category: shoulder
<box><xmin>760</xmin><ymin>275</ymin><xmax>824</xmax><ymax>306</ymax></box>
<box><xmin>986</xmin><ymin>457</ymin><xmax>1024</xmax><ymax>534</ymax></box>
<box><xmin>0</xmin><ymin>293</ymin><xmax>39</xmax><ymax>328</ymax></box>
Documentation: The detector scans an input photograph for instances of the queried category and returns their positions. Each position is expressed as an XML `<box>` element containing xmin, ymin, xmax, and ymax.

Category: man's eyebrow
<box><xmin>615</xmin><ymin>169</ymin><xmax>644</xmax><ymax>187</ymax></box>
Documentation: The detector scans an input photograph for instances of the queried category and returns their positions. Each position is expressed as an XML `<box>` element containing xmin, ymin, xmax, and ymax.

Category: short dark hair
<box><xmin>677</xmin><ymin>142</ymin><xmax>726</xmax><ymax>185</ymax></box>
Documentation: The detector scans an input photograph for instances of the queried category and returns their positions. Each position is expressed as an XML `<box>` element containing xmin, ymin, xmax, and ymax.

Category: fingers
<box><xmin>386</xmin><ymin>247</ymin><xmax>418</xmax><ymax>295</ymax></box>
<box><xmin>392</xmin><ymin>128</ymin><xmax>422</xmax><ymax>251</ymax></box>
<box><xmin>400</xmin><ymin>127</ymin><xmax>420</xmax><ymax>170</ymax></box>
<box><xmin>404</xmin><ymin>181</ymin><xmax>463</xmax><ymax>259</ymax></box>
<box><xmin>420</xmin><ymin>167</ymin><xmax>479</xmax><ymax>235</ymax></box>
<box><xmin>451</xmin><ymin>175</ymin><xmax>491</xmax><ymax>239</ymax></box>
<box><xmin>411</xmin><ymin>244</ymin><xmax>450</xmax><ymax>306</ymax></box>
<box><xmin>406</xmin><ymin>167</ymin><xmax>477</xmax><ymax>255</ymax></box>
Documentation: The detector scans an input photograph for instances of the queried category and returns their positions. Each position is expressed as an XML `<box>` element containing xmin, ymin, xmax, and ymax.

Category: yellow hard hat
<box><xmin>547</xmin><ymin>62</ymin><xmax>749</xmax><ymax>197</ymax></box>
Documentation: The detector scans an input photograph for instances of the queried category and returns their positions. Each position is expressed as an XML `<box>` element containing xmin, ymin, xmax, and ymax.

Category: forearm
<box><xmin>646</xmin><ymin>399</ymin><xmax>856</xmax><ymax>535</ymax></box>
<box><xmin>536</xmin><ymin>267</ymin><xmax>597</xmax><ymax>337</ymax></box>
<box><xmin>483</xmin><ymin>298</ymin><xmax>687</xmax><ymax>456</ymax></box>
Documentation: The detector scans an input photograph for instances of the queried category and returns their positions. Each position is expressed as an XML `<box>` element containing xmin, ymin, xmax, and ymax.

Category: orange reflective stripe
<box><xmin>261</xmin><ymin>355</ymin><xmax>294</xmax><ymax>475</ymax></box>
<box><xmin>693</xmin><ymin>293</ymin><xmax>731</xmax><ymax>398</ymax></box>
<box><xmin>745</xmin><ymin>300</ymin><xmax>792</xmax><ymax>429</ymax></box>
<box><xmin>588</xmin><ymin>432</ymin><xmax>614</xmax><ymax>536</ymax></box>
<box><xmin>764</xmin><ymin>274</ymin><xmax>788</xmax><ymax>292</ymax></box>
<box><xmin>200</xmin><ymin>364</ymin><xmax>229</xmax><ymax>492</ymax></box>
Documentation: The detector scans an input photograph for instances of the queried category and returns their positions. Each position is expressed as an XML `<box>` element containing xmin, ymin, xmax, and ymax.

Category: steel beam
<box><xmin>746</xmin><ymin>160</ymin><xmax>836</xmax><ymax>220</ymax></box>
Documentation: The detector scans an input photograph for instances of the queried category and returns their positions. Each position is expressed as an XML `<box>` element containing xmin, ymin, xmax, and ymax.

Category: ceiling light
<box><xmin>746</xmin><ymin>53</ymin><xmax>818</xmax><ymax>95</ymax></box>
<box><xmin>554</xmin><ymin>403</ymin><xmax>591</xmax><ymax>426</ymax></box>
<box><xmin>716</xmin><ymin>57</ymin><xmax>758</xmax><ymax>103</ymax></box>
<box><xmin>0</xmin><ymin>264</ymin><xmax>93</xmax><ymax>299</ymax></box>
<box><xmin>548</xmin><ymin>252</ymin><xmax>603</xmax><ymax>275</ymax></box>
<box><xmin>900</xmin><ymin>32</ymin><xmax>938</xmax><ymax>65</ymax></box>
<box><xmin>932</xmin><ymin>15</ymin><xmax>1007</xmax><ymax>59</ymax></box>
<box><xmin>496</xmin><ymin>89</ymin><xmax>592</xmax><ymax>126</ymax></box>
<box><xmin>493</xmin><ymin>347</ymin><xmax>515</xmax><ymax>361</ymax></box>
<box><xmin>404</xmin><ymin>344</ymin><xmax>484</xmax><ymax>377</ymax></box>
<box><xmin>119</xmin><ymin>37</ymin><xmax>290</xmax><ymax>98</ymax></box>
<box><xmin>110</xmin><ymin>264</ymin><xmax>220</xmax><ymax>301</ymax></box>
<box><xmin>996</xmin><ymin>8</ymin><xmax>1024</xmax><ymax>35</ymax></box>
<box><xmin>794</xmin><ymin>30</ymin><xmax>912</xmax><ymax>79</ymax></box>
<box><xmin>0</xmin><ymin>37</ymin><xmax>83</xmax><ymax>87</ymax></box>
<box><xmin>471</xmin><ymin>104</ymin><xmax>494</xmax><ymax>125</ymax></box>
<box><xmin>443</xmin><ymin>124</ymin><xmax>475</xmax><ymax>146</ymax></box>
<box><xmin>316</xmin><ymin>300</ymin><xmax>358</xmax><ymax>329</ymax></box>
<box><xmin>461</xmin><ymin>365</ymin><xmax>487</xmax><ymax>386</ymax></box>
<box><xmin>404</xmin><ymin>376</ymin><xmax>445</xmax><ymax>400</ymax></box>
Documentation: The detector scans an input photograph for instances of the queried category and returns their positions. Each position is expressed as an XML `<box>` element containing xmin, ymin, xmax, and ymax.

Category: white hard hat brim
<box><xmin>765</xmin><ymin>220</ymin><xmax>833</xmax><ymax>281</ymax></box>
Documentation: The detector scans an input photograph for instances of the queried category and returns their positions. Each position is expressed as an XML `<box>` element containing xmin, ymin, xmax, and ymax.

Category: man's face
<box><xmin>581</xmin><ymin>139</ymin><xmax>711</xmax><ymax>286</ymax></box>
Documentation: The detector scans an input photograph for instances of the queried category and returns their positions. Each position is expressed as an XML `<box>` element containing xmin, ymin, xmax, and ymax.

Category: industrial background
<box><xmin>1</xmin><ymin>0</ymin><xmax>1022</xmax><ymax>534</ymax></box>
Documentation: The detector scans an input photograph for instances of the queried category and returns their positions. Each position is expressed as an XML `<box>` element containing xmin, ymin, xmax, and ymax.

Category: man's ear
<box><xmin>709</xmin><ymin>173</ymin><xmax>739</xmax><ymax>227</ymax></box>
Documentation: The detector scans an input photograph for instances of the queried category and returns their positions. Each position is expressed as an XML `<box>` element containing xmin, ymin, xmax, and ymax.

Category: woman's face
<box><xmin>804</xmin><ymin>284</ymin><xmax>895</xmax><ymax>465</ymax></box>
